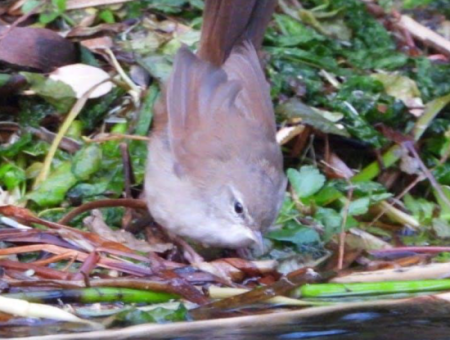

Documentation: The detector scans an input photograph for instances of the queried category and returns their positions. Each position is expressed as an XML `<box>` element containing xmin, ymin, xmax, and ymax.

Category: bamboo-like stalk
<box><xmin>208</xmin><ymin>286</ymin><xmax>328</xmax><ymax>306</ymax></box>
<box><xmin>332</xmin><ymin>262</ymin><xmax>450</xmax><ymax>283</ymax></box>
<box><xmin>5</xmin><ymin>287</ymin><xmax>178</xmax><ymax>304</ymax></box>
<box><xmin>0</xmin><ymin>296</ymin><xmax>102</xmax><ymax>329</ymax></box>
<box><xmin>297</xmin><ymin>279</ymin><xmax>450</xmax><ymax>298</ymax></box>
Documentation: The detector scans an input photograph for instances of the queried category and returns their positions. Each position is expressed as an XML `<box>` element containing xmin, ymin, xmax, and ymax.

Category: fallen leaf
<box><xmin>84</xmin><ymin>210</ymin><xmax>173</xmax><ymax>253</ymax></box>
<box><xmin>80</xmin><ymin>36</ymin><xmax>114</xmax><ymax>51</ymax></box>
<box><xmin>0</xmin><ymin>26</ymin><xmax>77</xmax><ymax>72</ymax></box>
<box><xmin>276</xmin><ymin>125</ymin><xmax>305</xmax><ymax>145</ymax></box>
<box><xmin>372</xmin><ymin>73</ymin><xmax>424</xmax><ymax>116</ymax></box>
<box><xmin>277</xmin><ymin>99</ymin><xmax>349</xmax><ymax>137</ymax></box>
<box><xmin>49</xmin><ymin>64</ymin><xmax>114</xmax><ymax>98</ymax></box>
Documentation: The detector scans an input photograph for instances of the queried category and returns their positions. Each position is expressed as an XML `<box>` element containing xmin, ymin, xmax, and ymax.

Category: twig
<box><xmin>338</xmin><ymin>185</ymin><xmax>353</xmax><ymax>270</ymax></box>
<box><xmin>397</xmin><ymin>15</ymin><xmax>450</xmax><ymax>57</ymax></box>
<box><xmin>105</xmin><ymin>48</ymin><xmax>141</xmax><ymax>104</ymax></box>
<box><xmin>120</xmin><ymin>143</ymin><xmax>135</xmax><ymax>198</ymax></box>
<box><xmin>404</xmin><ymin>141</ymin><xmax>450</xmax><ymax>212</ymax></box>
<box><xmin>120</xmin><ymin>143</ymin><xmax>135</xmax><ymax>229</ymax></box>
<box><xmin>368</xmin><ymin>175</ymin><xmax>424</xmax><ymax>228</ymax></box>
<box><xmin>66</xmin><ymin>0</ymin><xmax>133</xmax><ymax>10</ymax></box>
<box><xmin>58</xmin><ymin>198</ymin><xmax>147</xmax><ymax>225</ymax></box>
<box><xmin>85</xmin><ymin>133</ymin><xmax>150</xmax><ymax>143</ymax></box>
<box><xmin>371</xmin><ymin>246</ymin><xmax>450</xmax><ymax>255</ymax></box>
<box><xmin>333</xmin><ymin>262</ymin><xmax>450</xmax><ymax>283</ymax></box>
<box><xmin>34</xmin><ymin>81</ymin><xmax>110</xmax><ymax>188</ymax></box>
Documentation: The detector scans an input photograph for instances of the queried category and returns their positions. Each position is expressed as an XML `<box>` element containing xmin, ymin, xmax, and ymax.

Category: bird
<box><xmin>145</xmin><ymin>0</ymin><xmax>286</xmax><ymax>251</ymax></box>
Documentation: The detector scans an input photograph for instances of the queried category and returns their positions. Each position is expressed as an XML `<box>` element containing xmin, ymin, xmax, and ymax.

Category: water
<box><xmin>4</xmin><ymin>300</ymin><xmax>450</xmax><ymax>340</ymax></box>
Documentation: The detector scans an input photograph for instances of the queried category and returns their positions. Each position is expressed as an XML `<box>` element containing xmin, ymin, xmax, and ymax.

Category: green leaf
<box><xmin>404</xmin><ymin>194</ymin><xmax>435</xmax><ymax>225</ymax></box>
<box><xmin>432</xmin><ymin>218</ymin><xmax>450</xmax><ymax>239</ymax></box>
<box><xmin>79</xmin><ymin>87</ymin><xmax>124</xmax><ymax>130</ymax></box>
<box><xmin>319</xmin><ymin>18</ymin><xmax>352</xmax><ymax>41</ymax></box>
<box><xmin>403</xmin><ymin>0</ymin><xmax>432</xmax><ymax>9</ymax></box>
<box><xmin>275</xmin><ymin>195</ymin><xmax>299</xmax><ymax>224</ymax></box>
<box><xmin>315</xmin><ymin>207</ymin><xmax>342</xmax><ymax>241</ymax></box>
<box><xmin>313</xmin><ymin>181</ymin><xmax>343</xmax><ymax>206</ymax></box>
<box><xmin>25</xmin><ymin>162</ymin><xmax>43</xmax><ymax>180</ymax></box>
<box><xmin>52</xmin><ymin>0</ymin><xmax>66</xmax><ymax>12</ymax></box>
<box><xmin>369</xmin><ymin>193</ymin><xmax>393</xmax><ymax>203</ymax></box>
<box><xmin>139</xmin><ymin>55</ymin><xmax>173</xmax><ymax>83</ymax></box>
<box><xmin>22</xmin><ymin>141</ymin><xmax>50</xmax><ymax>157</ymax></box>
<box><xmin>371</xmin><ymin>73</ymin><xmax>421</xmax><ymax>106</ymax></box>
<box><xmin>39</xmin><ymin>11</ymin><xmax>61</xmax><ymax>24</ymax></box>
<box><xmin>130</xmin><ymin>141</ymin><xmax>148</xmax><ymax>184</ymax></box>
<box><xmin>435</xmin><ymin>162</ymin><xmax>450</xmax><ymax>186</ymax></box>
<box><xmin>277</xmin><ymin>99</ymin><xmax>349</xmax><ymax>137</ymax></box>
<box><xmin>288</xmin><ymin>166</ymin><xmax>325</xmax><ymax>198</ymax></box>
<box><xmin>346</xmin><ymin>181</ymin><xmax>389</xmax><ymax>196</ymax></box>
<box><xmin>434</xmin><ymin>186</ymin><xmax>450</xmax><ymax>221</ymax></box>
<box><xmin>72</xmin><ymin>144</ymin><xmax>102</xmax><ymax>181</ymax></box>
<box><xmin>22</xmin><ymin>0</ymin><xmax>40</xmax><ymax>13</ymax></box>
<box><xmin>19</xmin><ymin>98</ymin><xmax>55</xmax><ymax>128</ymax></box>
<box><xmin>0</xmin><ymin>133</ymin><xmax>32</xmax><ymax>158</ymax></box>
<box><xmin>0</xmin><ymin>163</ymin><xmax>26</xmax><ymax>190</ymax></box>
<box><xmin>27</xmin><ymin>162</ymin><xmax>77</xmax><ymax>207</ymax></box>
<box><xmin>348</xmin><ymin>197</ymin><xmax>370</xmax><ymax>216</ymax></box>
<box><xmin>98</xmin><ymin>9</ymin><xmax>115</xmax><ymax>23</ymax></box>
<box><xmin>21</xmin><ymin>73</ymin><xmax>76</xmax><ymax>113</ymax></box>
<box><xmin>188</xmin><ymin>0</ymin><xmax>204</xmax><ymax>9</ymax></box>
<box><xmin>0</xmin><ymin>74</ymin><xmax>11</xmax><ymax>87</ymax></box>
<box><xmin>267</xmin><ymin>221</ymin><xmax>320</xmax><ymax>247</ymax></box>
<box><xmin>270</xmin><ymin>14</ymin><xmax>325</xmax><ymax>47</ymax></box>
<box><xmin>134</xmin><ymin>85</ymin><xmax>158</xmax><ymax>136</ymax></box>
<box><xmin>413</xmin><ymin>58</ymin><xmax>450</xmax><ymax>101</ymax></box>
<box><xmin>67</xmin><ymin>181</ymin><xmax>110</xmax><ymax>200</ymax></box>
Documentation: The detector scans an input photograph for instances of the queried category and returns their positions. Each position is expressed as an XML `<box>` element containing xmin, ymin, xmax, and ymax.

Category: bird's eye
<box><xmin>234</xmin><ymin>202</ymin><xmax>244</xmax><ymax>215</ymax></box>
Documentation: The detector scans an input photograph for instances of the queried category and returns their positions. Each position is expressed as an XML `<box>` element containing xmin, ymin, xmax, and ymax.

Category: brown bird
<box><xmin>145</xmin><ymin>0</ymin><xmax>286</xmax><ymax>250</ymax></box>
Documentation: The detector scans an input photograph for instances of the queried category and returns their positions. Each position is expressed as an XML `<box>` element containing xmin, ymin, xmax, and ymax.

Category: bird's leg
<box><xmin>236</xmin><ymin>247</ymin><xmax>253</xmax><ymax>260</ymax></box>
<box><xmin>152</xmin><ymin>222</ymin><xmax>204</xmax><ymax>264</ymax></box>
<box><xmin>172</xmin><ymin>234</ymin><xmax>205</xmax><ymax>264</ymax></box>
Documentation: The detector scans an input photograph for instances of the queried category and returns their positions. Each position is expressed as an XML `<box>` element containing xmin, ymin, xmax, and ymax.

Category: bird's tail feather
<box><xmin>198</xmin><ymin>0</ymin><xmax>276</xmax><ymax>66</ymax></box>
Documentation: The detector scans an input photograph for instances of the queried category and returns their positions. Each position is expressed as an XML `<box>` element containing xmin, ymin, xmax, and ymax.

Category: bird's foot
<box><xmin>175</xmin><ymin>236</ymin><xmax>204</xmax><ymax>264</ymax></box>
<box><xmin>236</xmin><ymin>247</ymin><xmax>254</xmax><ymax>260</ymax></box>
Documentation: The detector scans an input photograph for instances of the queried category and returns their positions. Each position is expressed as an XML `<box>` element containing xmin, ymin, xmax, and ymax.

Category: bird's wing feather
<box><xmin>223</xmin><ymin>41</ymin><xmax>277</xmax><ymax>139</ymax></box>
<box><xmin>166</xmin><ymin>46</ymin><xmax>241</xmax><ymax>168</ymax></box>
<box><xmin>166</xmin><ymin>44</ymin><xmax>276</xmax><ymax>175</ymax></box>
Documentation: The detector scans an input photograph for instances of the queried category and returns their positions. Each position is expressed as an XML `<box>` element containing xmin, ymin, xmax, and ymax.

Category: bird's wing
<box><xmin>223</xmin><ymin>41</ymin><xmax>277</xmax><ymax>140</ymax></box>
<box><xmin>165</xmin><ymin>44</ymin><xmax>276</xmax><ymax>175</ymax></box>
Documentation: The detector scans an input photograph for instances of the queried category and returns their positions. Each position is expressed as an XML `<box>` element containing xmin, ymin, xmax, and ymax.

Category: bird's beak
<box><xmin>249</xmin><ymin>230</ymin><xmax>265</xmax><ymax>254</ymax></box>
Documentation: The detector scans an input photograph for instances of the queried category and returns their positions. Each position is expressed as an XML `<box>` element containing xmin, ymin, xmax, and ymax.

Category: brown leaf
<box><xmin>190</xmin><ymin>268</ymin><xmax>335</xmax><ymax>320</ymax></box>
<box><xmin>68</xmin><ymin>23</ymin><xmax>128</xmax><ymax>38</ymax></box>
<box><xmin>80</xmin><ymin>36</ymin><xmax>114</xmax><ymax>51</ymax></box>
<box><xmin>84</xmin><ymin>210</ymin><xmax>173</xmax><ymax>253</ymax></box>
<box><xmin>0</xmin><ymin>205</ymin><xmax>152</xmax><ymax>259</ymax></box>
<box><xmin>0</xmin><ymin>26</ymin><xmax>77</xmax><ymax>72</ymax></box>
<box><xmin>0</xmin><ymin>259</ymin><xmax>70</xmax><ymax>280</ymax></box>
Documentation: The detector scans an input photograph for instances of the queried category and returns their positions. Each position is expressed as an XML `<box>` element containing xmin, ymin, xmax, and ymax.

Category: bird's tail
<box><xmin>197</xmin><ymin>0</ymin><xmax>276</xmax><ymax>66</ymax></box>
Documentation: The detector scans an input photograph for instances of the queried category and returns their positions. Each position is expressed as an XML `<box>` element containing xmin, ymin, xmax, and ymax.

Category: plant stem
<box><xmin>298</xmin><ymin>279</ymin><xmax>450</xmax><ymax>298</ymax></box>
<box><xmin>6</xmin><ymin>287</ymin><xmax>178</xmax><ymax>304</ymax></box>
